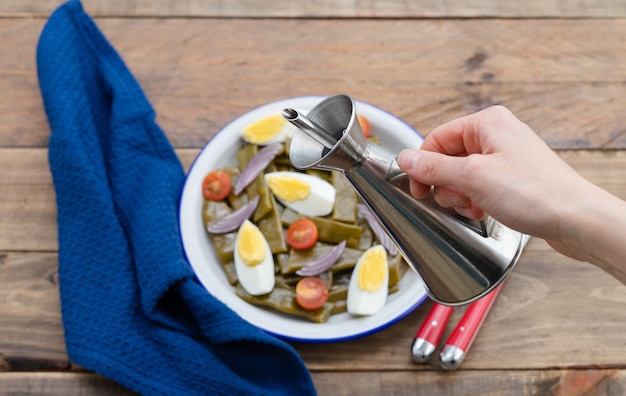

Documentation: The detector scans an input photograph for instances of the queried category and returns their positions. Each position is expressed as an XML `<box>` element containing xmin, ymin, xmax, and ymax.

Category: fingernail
<box><xmin>398</xmin><ymin>149</ymin><xmax>420</xmax><ymax>169</ymax></box>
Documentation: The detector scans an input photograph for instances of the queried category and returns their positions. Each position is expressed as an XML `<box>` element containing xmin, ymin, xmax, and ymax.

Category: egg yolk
<box><xmin>357</xmin><ymin>246</ymin><xmax>387</xmax><ymax>292</ymax></box>
<box><xmin>242</xmin><ymin>114</ymin><xmax>286</xmax><ymax>144</ymax></box>
<box><xmin>237</xmin><ymin>221</ymin><xmax>266</xmax><ymax>266</ymax></box>
<box><xmin>266</xmin><ymin>175</ymin><xmax>310</xmax><ymax>203</ymax></box>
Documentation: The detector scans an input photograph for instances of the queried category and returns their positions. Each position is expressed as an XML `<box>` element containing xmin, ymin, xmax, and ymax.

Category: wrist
<box><xmin>558</xmin><ymin>183</ymin><xmax>626</xmax><ymax>283</ymax></box>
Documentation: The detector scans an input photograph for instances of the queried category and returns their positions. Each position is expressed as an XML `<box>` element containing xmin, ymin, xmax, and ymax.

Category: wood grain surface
<box><xmin>6</xmin><ymin>0</ymin><xmax>626</xmax><ymax>18</ymax></box>
<box><xmin>3</xmin><ymin>18</ymin><xmax>626</xmax><ymax>149</ymax></box>
<box><xmin>3</xmin><ymin>0</ymin><xmax>626</xmax><ymax>394</ymax></box>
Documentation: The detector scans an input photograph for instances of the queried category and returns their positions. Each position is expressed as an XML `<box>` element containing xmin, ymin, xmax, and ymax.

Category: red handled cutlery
<box><xmin>438</xmin><ymin>284</ymin><xmax>504</xmax><ymax>370</ymax></box>
<box><xmin>411</xmin><ymin>283</ymin><xmax>504</xmax><ymax>369</ymax></box>
<box><xmin>411</xmin><ymin>303</ymin><xmax>454</xmax><ymax>363</ymax></box>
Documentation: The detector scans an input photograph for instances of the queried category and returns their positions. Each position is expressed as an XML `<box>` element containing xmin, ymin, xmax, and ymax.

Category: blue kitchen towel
<box><xmin>36</xmin><ymin>1</ymin><xmax>316</xmax><ymax>395</ymax></box>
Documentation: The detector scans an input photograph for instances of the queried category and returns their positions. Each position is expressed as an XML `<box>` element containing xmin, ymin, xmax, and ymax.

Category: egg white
<box><xmin>264</xmin><ymin>171</ymin><xmax>336</xmax><ymax>217</ymax></box>
<box><xmin>347</xmin><ymin>245</ymin><xmax>389</xmax><ymax>316</ymax></box>
<box><xmin>233</xmin><ymin>220</ymin><xmax>276</xmax><ymax>296</ymax></box>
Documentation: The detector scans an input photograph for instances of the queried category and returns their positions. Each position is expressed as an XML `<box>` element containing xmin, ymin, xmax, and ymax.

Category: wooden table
<box><xmin>3</xmin><ymin>1</ymin><xmax>626</xmax><ymax>394</ymax></box>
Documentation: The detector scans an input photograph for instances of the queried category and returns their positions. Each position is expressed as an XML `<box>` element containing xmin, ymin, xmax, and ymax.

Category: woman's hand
<box><xmin>397</xmin><ymin>105</ymin><xmax>626</xmax><ymax>282</ymax></box>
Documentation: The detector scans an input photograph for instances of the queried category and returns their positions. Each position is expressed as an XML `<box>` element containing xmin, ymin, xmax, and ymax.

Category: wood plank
<box><xmin>6</xmin><ymin>0</ymin><xmax>626</xmax><ymax>18</ymax></box>
<box><xmin>5</xmin><ymin>18</ymin><xmax>626</xmax><ymax>149</ymax></box>
<box><xmin>1</xmin><ymin>369</ymin><xmax>625</xmax><ymax>395</ymax></box>
<box><xmin>310</xmin><ymin>370</ymin><xmax>626</xmax><ymax>395</ymax></box>
<box><xmin>0</xmin><ymin>253</ymin><xmax>67</xmax><ymax>366</ymax></box>
<box><xmin>0</xmin><ymin>184</ymin><xmax>57</xmax><ymax>252</ymax></box>
<box><xmin>3</xmin><ymin>241</ymin><xmax>626</xmax><ymax>371</ymax></box>
<box><xmin>0</xmin><ymin>372</ymin><xmax>137</xmax><ymax>395</ymax></box>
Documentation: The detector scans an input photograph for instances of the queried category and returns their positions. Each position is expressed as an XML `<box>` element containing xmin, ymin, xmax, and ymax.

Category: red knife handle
<box><xmin>411</xmin><ymin>303</ymin><xmax>454</xmax><ymax>363</ymax></box>
<box><xmin>439</xmin><ymin>284</ymin><xmax>503</xmax><ymax>370</ymax></box>
<box><xmin>445</xmin><ymin>284</ymin><xmax>502</xmax><ymax>350</ymax></box>
<box><xmin>414</xmin><ymin>303</ymin><xmax>454</xmax><ymax>344</ymax></box>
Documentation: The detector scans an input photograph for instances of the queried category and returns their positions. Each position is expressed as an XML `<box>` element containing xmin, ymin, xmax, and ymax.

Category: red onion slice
<box><xmin>357</xmin><ymin>204</ymin><xmax>399</xmax><ymax>256</ymax></box>
<box><xmin>295</xmin><ymin>240</ymin><xmax>347</xmax><ymax>277</ymax></box>
<box><xmin>234</xmin><ymin>142</ymin><xmax>283</xmax><ymax>195</ymax></box>
<box><xmin>207</xmin><ymin>196</ymin><xmax>260</xmax><ymax>234</ymax></box>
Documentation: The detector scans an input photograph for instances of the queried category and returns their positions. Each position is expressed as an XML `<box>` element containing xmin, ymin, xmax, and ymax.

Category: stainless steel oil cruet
<box><xmin>284</xmin><ymin>94</ymin><xmax>525</xmax><ymax>305</ymax></box>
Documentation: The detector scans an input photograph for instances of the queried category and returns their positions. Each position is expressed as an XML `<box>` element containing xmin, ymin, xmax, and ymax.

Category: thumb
<box><xmin>397</xmin><ymin>149</ymin><xmax>466</xmax><ymax>188</ymax></box>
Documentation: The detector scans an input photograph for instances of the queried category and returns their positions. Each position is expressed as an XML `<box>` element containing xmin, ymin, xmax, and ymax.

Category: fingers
<box><xmin>420</xmin><ymin>105</ymin><xmax>518</xmax><ymax>156</ymax></box>
<box><xmin>420</xmin><ymin>111</ymin><xmax>480</xmax><ymax>156</ymax></box>
<box><xmin>433</xmin><ymin>185</ymin><xmax>468</xmax><ymax>205</ymax></box>
<box><xmin>398</xmin><ymin>105</ymin><xmax>521</xmax><ymax>222</ymax></box>
<box><xmin>408</xmin><ymin>178</ymin><xmax>431</xmax><ymax>199</ymax></box>
<box><xmin>432</xmin><ymin>186</ymin><xmax>486</xmax><ymax>220</ymax></box>
<box><xmin>398</xmin><ymin>149</ymin><xmax>466</xmax><ymax>188</ymax></box>
<box><xmin>447</xmin><ymin>199</ymin><xmax>485</xmax><ymax>221</ymax></box>
<box><xmin>398</xmin><ymin>149</ymin><xmax>485</xmax><ymax>219</ymax></box>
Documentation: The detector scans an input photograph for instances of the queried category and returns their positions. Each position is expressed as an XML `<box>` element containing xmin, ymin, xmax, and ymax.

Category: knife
<box><xmin>411</xmin><ymin>302</ymin><xmax>454</xmax><ymax>363</ymax></box>
<box><xmin>438</xmin><ymin>283</ymin><xmax>504</xmax><ymax>370</ymax></box>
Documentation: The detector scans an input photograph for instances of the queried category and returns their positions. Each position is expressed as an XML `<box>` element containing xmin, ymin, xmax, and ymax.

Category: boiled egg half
<box><xmin>264</xmin><ymin>171</ymin><xmax>336</xmax><ymax>217</ymax></box>
<box><xmin>347</xmin><ymin>245</ymin><xmax>389</xmax><ymax>316</ymax></box>
<box><xmin>242</xmin><ymin>113</ymin><xmax>296</xmax><ymax>145</ymax></box>
<box><xmin>234</xmin><ymin>219</ymin><xmax>275</xmax><ymax>295</ymax></box>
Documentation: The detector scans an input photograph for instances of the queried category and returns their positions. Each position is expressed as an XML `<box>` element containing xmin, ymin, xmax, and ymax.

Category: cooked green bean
<box><xmin>257</xmin><ymin>193</ymin><xmax>288</xmax><ymax>254</ymax></box>
<box><xmin>331</xmin><ymin>171</ymin><xmax>357</xmax><ymax>224</ymax></box>
<box><xmin>388</xmin><ymin>253</ymin><xmax>408</xmax><ymax>287</ymax></box>
<box><xmin>221</xmin><ymin>165</ymin><xmax>248</xmax><ymax>210</ymax></box>
<box><xmin>202</xmin><ymin>200</ymin><xmax>238</xmax><ymax>285</ymax></box>
<box><xmin>236</xmin><ymin>144</ymin><xmax>273</xmax><ymax>221</ymax></box>
<box><xmin>311</xmin><ymin>217</ymin><xmax>362</xmax><ymax>248</ymax></box>
<box><xmin>357</xmin><ymin>216</ymin><xmax>374</xmax><ymax>250</ymax></box>
<box><xmin>331</xmin><ymin>300</ymin><xmax>347</xmax><ymax>315</ymax></box>
<box><xmin>328</xmin><ymin>284</ymin><xmax>348</xmax><ymax>303</ymax></box>
<box><xmin>236</xmin><ymin>284</ymin><xmax>334</xmax><ymax>323</ymax></box>
<box><xmin>280</xmin><ymin>242</ymin><xmax>363</xmax><ymax>275</ymax></box>
<box><xmin>280</xmin><ymin>208</ymin><xmax>363</xmax><ymax>248</ymax></box>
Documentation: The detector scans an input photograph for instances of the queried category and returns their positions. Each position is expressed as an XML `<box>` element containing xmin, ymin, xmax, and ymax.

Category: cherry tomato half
<box><xmin>295</xmin><ymin>277</ymin><xmax>329</xmax><ymax>310</ymax></box>
<box><xmin>202</xmin><ymin>171</ymin><xmax>232</xmax><ymax>201</ymax></box>
<box><xmin>286</xmin><ymin>218</ymin><xmax>319</xmax><ymax>250</ymax></box>
<box><xmin>357</xmin><ymin>114</ymin><xmax>372</xmax><ymax>138</ymax></box>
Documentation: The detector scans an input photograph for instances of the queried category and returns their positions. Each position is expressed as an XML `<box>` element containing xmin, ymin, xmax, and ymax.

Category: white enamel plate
<box><xmin>179</xmin><ymin>96</ymin><xmax>428</xmax><ymax>342</ymax></box>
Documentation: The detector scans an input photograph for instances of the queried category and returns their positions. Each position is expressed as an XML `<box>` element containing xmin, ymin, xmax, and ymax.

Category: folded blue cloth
<box><xmin>36</xmin><ymin>1</ymin><xmax>316</xmax><ymax>394</ymax></box>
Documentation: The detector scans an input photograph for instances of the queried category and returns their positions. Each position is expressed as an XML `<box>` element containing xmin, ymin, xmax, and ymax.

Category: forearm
<box><xmin>560</xmin><ymin>183</ymin><xmax>626</xmax><ymax>284</ymax></box>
